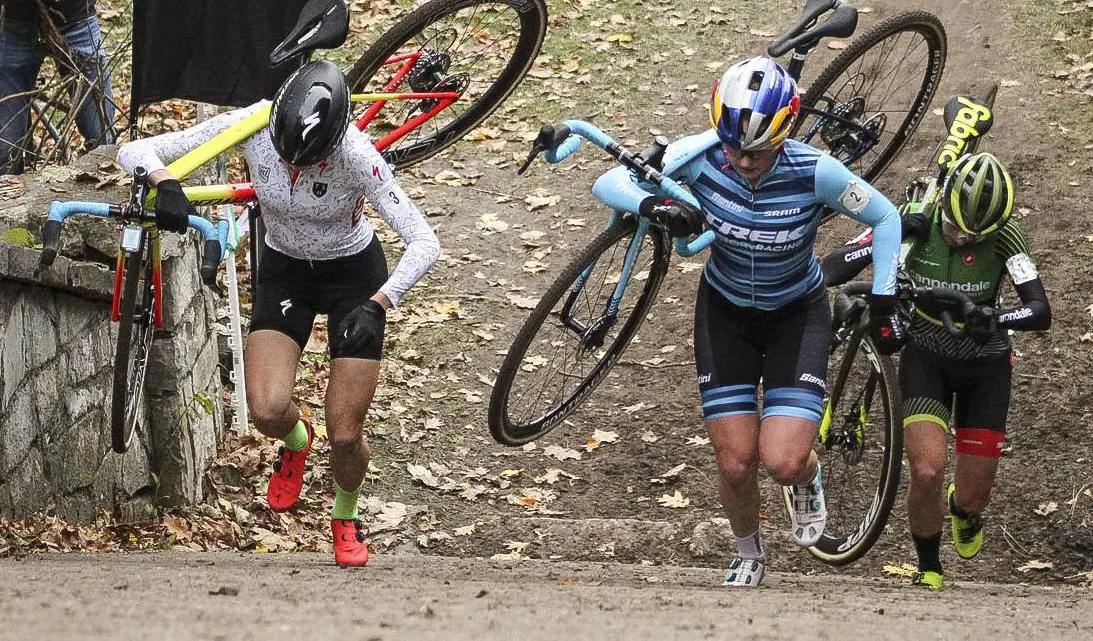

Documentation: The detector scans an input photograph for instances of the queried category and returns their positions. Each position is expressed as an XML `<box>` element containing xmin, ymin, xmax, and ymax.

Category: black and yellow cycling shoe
<box><xmin>948</xmin><ymin>484</ymin><xmax>984</xmax><ymax>559</ymax></box>
<box><xmin>911</xmin><ymin>570</ymin><xmax>944</xmax><ymax>590</ymax></box>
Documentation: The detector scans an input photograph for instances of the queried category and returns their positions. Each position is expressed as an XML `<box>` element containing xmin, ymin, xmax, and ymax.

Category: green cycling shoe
<box><xmin>911</xmin><ymin>570</ymin><xmax>944</xmax><ymax>590</ymax></box>
<box><xmin>948</xmin><ymin>484</ymin><xmax>984</xmax><ymax>559</ymax></box>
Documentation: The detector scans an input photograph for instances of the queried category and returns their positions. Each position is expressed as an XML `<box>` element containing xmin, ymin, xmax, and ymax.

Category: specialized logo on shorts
<box><xmin>280</xmin><ymin>299</ymin><xmax>293</xmax><ymax>316</ymax></box>
<box><xmin>798</xmin><ymin>372</ymin><xmax>827</xmax><ymax>391</ymax></box>
<box><xmin>312</xmin><ymin>181</ymin><xmax>328</xmax><ymax>198</ymax></box>
<box><xmin>963</xmin><ymin>251</ymin><xmax>975</xmax><ymax>266</ymax></box>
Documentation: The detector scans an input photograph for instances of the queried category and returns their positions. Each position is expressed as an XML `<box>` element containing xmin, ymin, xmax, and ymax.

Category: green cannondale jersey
<box><xmin>903</xmin><ymin>202</ymin><xmax>1037</xmax><ymax>359</ymax></box>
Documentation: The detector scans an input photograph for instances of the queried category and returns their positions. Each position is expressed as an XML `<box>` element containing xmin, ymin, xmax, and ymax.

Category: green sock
<box><xmin>283</xmin><ymin>420</ymin><xmax>309</xmax><ymax>452</ymax></box>
<box><xmin>331</xmin><ymin>481</ymin><xmax>362</xmax><ymax>520</ymax></box>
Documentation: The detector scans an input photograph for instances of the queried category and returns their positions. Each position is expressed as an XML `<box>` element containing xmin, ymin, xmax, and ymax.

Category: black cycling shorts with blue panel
<box><xmin>250</xmin><ymin>237</ymin><xmax>389</xmax><ymax>360</ymax></box>
<box><xmin>694</xmin><ymin>276</ymin><xmax>830</xmax><ymax>423</ymax></box>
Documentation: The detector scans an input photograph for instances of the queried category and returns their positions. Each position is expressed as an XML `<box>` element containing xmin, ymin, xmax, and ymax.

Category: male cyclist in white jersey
<box><xmin>117</xmin><ymin>60</ymin><xmax>440</xmax><ymax>566</ymax></box>
<box><xmin>594</xmin><ymin>56</ymin><xmax>904</xmax><ymax>586</ymax></box>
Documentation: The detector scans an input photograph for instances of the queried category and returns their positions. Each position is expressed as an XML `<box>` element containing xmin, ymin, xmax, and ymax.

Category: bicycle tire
<box><xmin>488</xmin><ymin>217</ymin><xmax>670</xmax><ymax>446</ymax></box>
<box><xmin>795</xmin><ymin>11</ymin><xmax>947</xmax><ymax>182</ymax></box>
<box><xmin>110</xmin><ymin>239</ymin><xmax>156</xmax><ymax>454</ymax></box>
<box><xmin>345</xmin><ymin>0</ymin><xmax>548</xmax><ymax>169</ymax></box>
<box><xmin>787</xmin><ymin>328</ymin><xmax>902</xmax><ymax>565</ymax></box>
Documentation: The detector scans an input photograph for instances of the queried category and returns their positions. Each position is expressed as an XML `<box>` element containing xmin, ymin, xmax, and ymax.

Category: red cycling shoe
<box><xmin>266</xmin><ymin>419</ymin><xmax>314</xmax><ymax>512</ymax></box>
<box><xmin>332</xmin><ymin>519</ymin><xmax>370</xmax><ymax>567</ymax></box>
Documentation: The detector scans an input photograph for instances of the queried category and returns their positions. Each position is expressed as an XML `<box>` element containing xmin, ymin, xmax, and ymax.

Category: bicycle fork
<box><xmin>558</xmin><ymin>213</ymin><xmax>652</xmax><ymax>351</ymax></box>
<box><xmin>819</xmin><ymin>323</ymin><xmax>875</xmax><ymax>465</ymax></box>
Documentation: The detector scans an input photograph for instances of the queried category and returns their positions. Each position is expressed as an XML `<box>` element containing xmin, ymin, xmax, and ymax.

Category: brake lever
<box><xmin>129</xmin><ymin>166</ymin><xmax>150</xmax><ymax>221</ymax></box>
<box><xmin>517</xmin><ymin>140</ymin><xmax>546</xmax><ymax>175</ymax></box>
<box><xmin>518</xmin><ymin>123</ymin><xmax>575</xmax><ymax>175</ymax></box>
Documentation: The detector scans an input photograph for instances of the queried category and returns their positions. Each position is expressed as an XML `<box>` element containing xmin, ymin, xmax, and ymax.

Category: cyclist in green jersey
<box><xmin>821</xmin><ymin>152</ymin><xmax>1051</xmax><ymax>589</ymax></box>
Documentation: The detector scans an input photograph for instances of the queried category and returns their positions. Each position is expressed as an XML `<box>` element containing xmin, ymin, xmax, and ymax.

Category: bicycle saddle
<box><xmin>270</xmin><ymin>0</ymin><xmax>350</xmax><ymax>66</ymax></box>
<box><xmin>768</xmin><ymin>0</ymin><xmax>858</xmax><ymax>58</ymax></box>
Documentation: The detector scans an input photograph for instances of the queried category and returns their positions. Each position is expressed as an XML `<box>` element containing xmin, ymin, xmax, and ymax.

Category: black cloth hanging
<box><xmin>129</xmin><ymin>0</ymin><xmax>309</xmax><ymax>123</ymax></box>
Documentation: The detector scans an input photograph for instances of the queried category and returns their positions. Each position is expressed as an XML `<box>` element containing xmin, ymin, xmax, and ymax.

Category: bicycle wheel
<box><xmin>345</xmin><ymin>0</ymin><xmax>548</xmax><ymax>169</ymax></box>
<box><xmin>794</xmin><ymin>11</ymin><xmax>946</xmax><ymax>182</ymax></box>
<box><xmin>788</xmin><ymin>324</ymin><xmax>902</xmax><ymax>565</ymax></box>
<box><xmin>111</xmin><ymin>237</ymin><xmax>156</xmax><ymax>454</ymax></box>
<box><xmin>488</xmin><ymin>216</ymin><xmax>670</xmax><ymax>446</ymax></box>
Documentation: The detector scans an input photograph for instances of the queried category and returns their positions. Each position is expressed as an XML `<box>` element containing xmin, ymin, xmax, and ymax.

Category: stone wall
<box><xmin>0</xmin><ymin>149</ymin><xmax>224</xmax><ymax>521</ymax></box>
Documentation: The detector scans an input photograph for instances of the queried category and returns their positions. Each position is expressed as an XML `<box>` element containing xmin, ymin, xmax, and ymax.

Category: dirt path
<box><xmin>1</xmin><ymin>552</ymin><xmax>1090</xmax><ymax>641</ymax></box>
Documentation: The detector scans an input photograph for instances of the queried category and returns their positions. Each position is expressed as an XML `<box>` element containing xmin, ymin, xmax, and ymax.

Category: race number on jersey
<box><xmin>1006</xmin><ymin>253</ymin><xmax>1038</xmax><ymax>284</ymax></box>
<box><xmin>838</xmin><ymin>181</ymin><xmax>871</xmax><ymax>214</ymax></box>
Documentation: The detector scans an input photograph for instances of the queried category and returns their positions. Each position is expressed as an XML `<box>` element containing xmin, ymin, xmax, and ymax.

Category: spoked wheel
<box><xmin>111</xmin><ymin>237</ymin><xmax>156</xmax><ymax>454</ymax></box>
<box><xmin>346</xmin><ymin>0</ymin><xmax>548</xmax><ymax>169</ymax></box>
<box><xmin>488</xmin><ymin>217</ymin><xmax>670</xmax><ymax>446</ymax></box>
<box><xmin>794</xmin><ymin>11</ymin><xmax>947</xmax><ymax>181</ymax></box>
<box><xmin>786</xmin><ymin>316</ymin><xmax>902</xmax><ymax>565</ymax></box>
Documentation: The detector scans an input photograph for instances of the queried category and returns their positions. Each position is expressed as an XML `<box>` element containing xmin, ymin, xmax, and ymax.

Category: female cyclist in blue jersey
<box><xmin>592</xmin><ymin>56</ymin><xmax>904</xmax><ymax>587</ymax></box>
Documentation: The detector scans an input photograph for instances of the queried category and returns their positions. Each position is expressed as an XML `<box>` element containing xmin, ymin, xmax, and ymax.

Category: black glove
<box><xmin>900</xmin><ymin>212</ymin><xmax>930</xmax><ymax>243</ymax></box>
<box><xmin>962</xmin><ymin>302</ymin><xmax>998</xmax><ymax>345</ymax></box>
<box><xmin>638</xmin><ymin>196</ymin><xmax>705</xmax><ymax>238</ymax></box>
<box><xmin>868</xmin><ymin>294</ymin><xmax>907</xmax><ymax>356</ymax></box>
<box><xmin>153</xmin><ymin>178</ymin><xmax>196</xmax><ymax>234</ymax></box>
<box><xmin>336</xmin><ymin>299</ymin><xmax>386</xmax><ymax>354</ymax></box>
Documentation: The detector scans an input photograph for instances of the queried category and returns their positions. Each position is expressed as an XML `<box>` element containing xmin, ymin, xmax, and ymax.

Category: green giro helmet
<box><xmin>941</xmin><ymin>152</ymin><xmax>1014</xmax><ymax>236</ymax></box>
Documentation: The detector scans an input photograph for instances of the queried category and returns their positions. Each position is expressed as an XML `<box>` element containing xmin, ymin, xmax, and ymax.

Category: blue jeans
<box><xmin>0</xmin><ymin>16</ymin><xmax>116</xmax><ymax>174</ymax></box>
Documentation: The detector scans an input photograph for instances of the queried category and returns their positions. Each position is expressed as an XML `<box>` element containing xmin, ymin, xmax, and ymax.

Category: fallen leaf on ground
<box><xmin>1017</xmin><ymin>560</ymin><xmax>1055</xmax><ymax>572</ymax></box>
<box><xmin>407</xmin><ymin>463</ymin><xmax>441</xmax><ymax>488</ymax></box>
<box><xmin>657</xmin><ymin>491</ymin><xmax>690</xmax><ymax>508</ymax></box>
<box><xmin>882</xmin><ymin>563</ymin><xmax>917</xmax><ymax>578</ymax></box>
<box><xmin>1034</xmin><ymin>501</ymin><xmax>1058</xmax><ymax>516</ymax></box>
<box><xmin>543</xmin><ymin>445</ymin><xmax>582</xmax><ymax>461</ymax></box>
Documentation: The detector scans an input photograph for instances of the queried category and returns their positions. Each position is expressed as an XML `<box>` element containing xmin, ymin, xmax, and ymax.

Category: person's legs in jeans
<box><xmin>0</xmin><ymin>21</ymin><xmax>45</xmax><ymax>174</ymax></box>
<box><xmin>58</xmin><ymin>16</ymin><xmax>115</xmax><ymax>150</ymax></box>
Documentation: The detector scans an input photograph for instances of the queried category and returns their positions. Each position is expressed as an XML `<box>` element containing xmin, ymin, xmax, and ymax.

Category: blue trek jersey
<box><xmin>593</xmin><ymin>131</ymin><xmax>901</xmax><ymax>310</ymax></box>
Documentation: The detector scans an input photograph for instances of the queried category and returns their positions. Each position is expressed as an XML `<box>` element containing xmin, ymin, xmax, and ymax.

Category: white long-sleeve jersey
<box><xmin>117</xmin><ymin>101</ymin><xmax>440</xmax><ymax>307</ymax></box>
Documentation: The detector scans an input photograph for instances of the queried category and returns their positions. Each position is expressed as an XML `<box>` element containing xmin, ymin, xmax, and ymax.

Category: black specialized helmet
<box><xmin>269</xmin><ymin>60</ymin><xmax>351</xmax><ymax>166</ymax></box>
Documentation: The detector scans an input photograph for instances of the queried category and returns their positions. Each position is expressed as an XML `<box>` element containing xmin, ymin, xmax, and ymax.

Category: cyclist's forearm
<box><xmin>367</xmin><ymin>179</ymin><xmax>440</xmax><ymax>307</ymax></box>
<box><xmin>117</xmin><ymin>103</ymin><xmax>262</xmax><ymax>177</ymax></box>
<box><xmin>997</xmin><ymin>278</ymin><xmax>1051</xmax><ymax>331</ymax></box>
<box><xmin>820</xmin><ymin>241</ymin><xmax>872</xmax><ymax>287</ymax></box>
<box><xmin>377</xmin><ymin>233</ymin><xmax>440</xmax><ymax>308</ymax></box>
